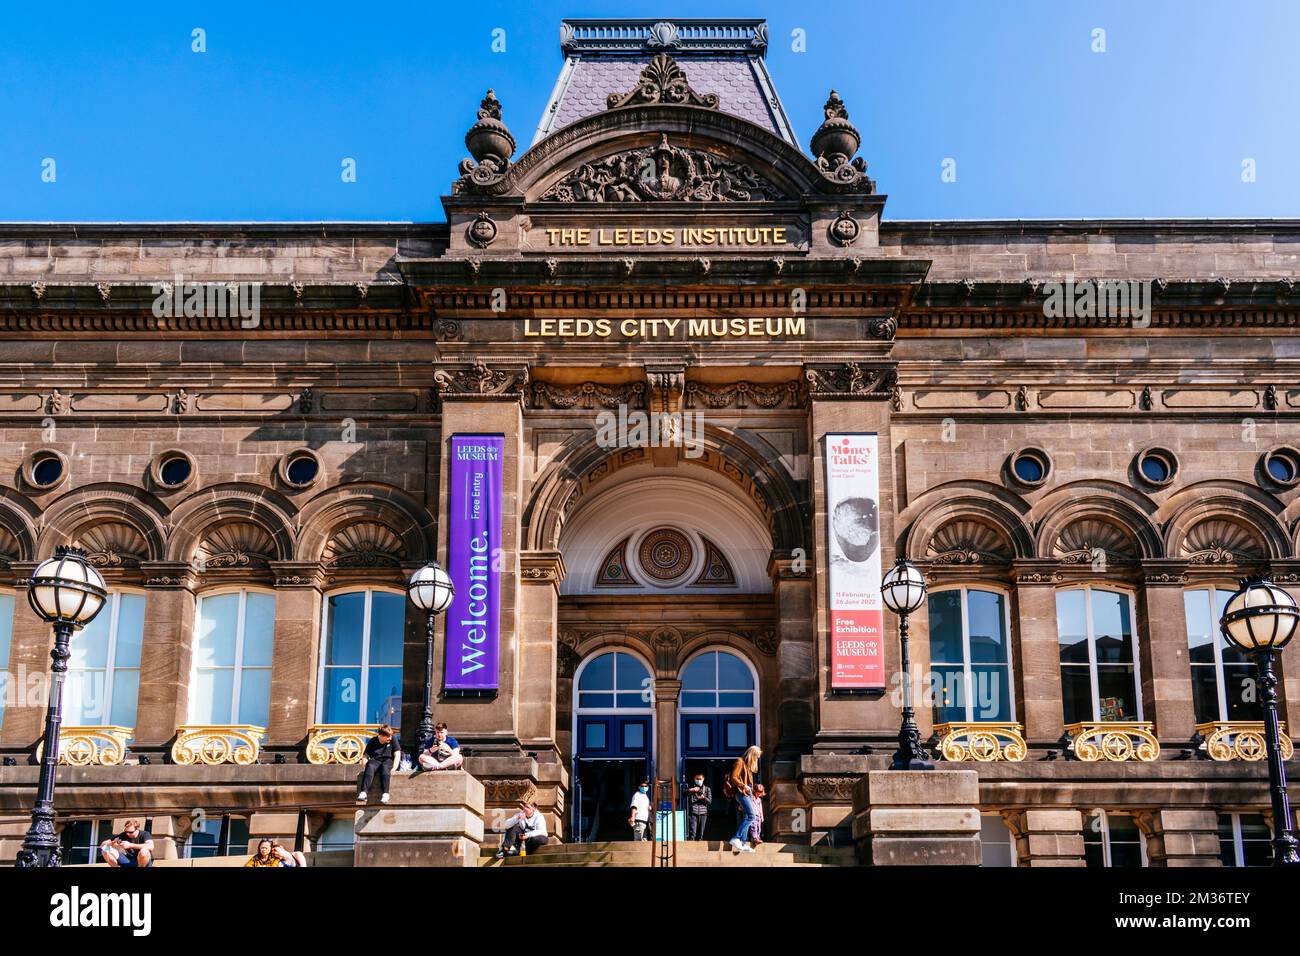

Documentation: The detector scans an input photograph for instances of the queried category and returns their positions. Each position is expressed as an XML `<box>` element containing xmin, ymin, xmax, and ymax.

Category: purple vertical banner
<box><xmin>444</xmin><ymin>434</ymin><xmax>504</xmax><ymax>692</ymax></box>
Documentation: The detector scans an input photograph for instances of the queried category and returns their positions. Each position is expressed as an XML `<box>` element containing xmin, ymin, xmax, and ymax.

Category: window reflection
<box><xmin>1056</xmin><ymin>587</ymin><xmax>1140</xmax><ymax>723</ymax></box>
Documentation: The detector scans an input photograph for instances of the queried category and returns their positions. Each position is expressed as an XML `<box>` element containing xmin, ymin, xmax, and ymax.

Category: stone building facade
<box><xmin>1</xmin><ymin>17</ymin><xmax>1298</xmax><ymax>866</ymax></box>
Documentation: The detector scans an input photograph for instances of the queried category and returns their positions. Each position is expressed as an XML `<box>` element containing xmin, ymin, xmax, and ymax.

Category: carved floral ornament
<box><xmin>539</xmin><ymin>134</ymin><xmax>782</xmax><ymax>203</ymax></box>
<box><xmin>432</xmin><ymin>363</ymin><xmax>529</xmax><ymax>399</ymax></box>
<box><xmin>605</xmin><ymin>53</ymin><xmax>720</xmax><ymax>111</ymax></box>
<box><xmin>803</xmin><ymin>363</ymin><xmax>897</xmax><ymax>400</ymax></box>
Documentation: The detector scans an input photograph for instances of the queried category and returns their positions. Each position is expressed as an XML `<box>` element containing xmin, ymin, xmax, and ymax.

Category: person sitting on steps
<box><xmin>357</xmin><ymin>724</ymin><xmax>401</xmax><ymax>805</ymax></box>
<box><xmin>417</xmin><ymin>721</ymin><xmax>464</xmax><ymax>771</ymax></box>
<box><xmin>495</xmin><ymin>801</ymin><xmax>548</xmax><ymax>859</ymax></box>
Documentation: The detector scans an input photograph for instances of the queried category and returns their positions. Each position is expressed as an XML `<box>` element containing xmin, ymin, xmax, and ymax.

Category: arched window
<box><xmin>576</xmin><ymin>651</ymin><xmax>652</xmax><ymax>710</ymax></box>
<box><xmin>0</xmin><ymin>590</ymin><xmax>14</xmax><ymax>729</ymax></box>
<box><xmin>679</xmin><ymin>650</ymin><xmax>756</xmax><ymax>711</ymax></box>
<box><xmin>191</xmin><ymin>590</ymin><xmax>276</xmax><ymax>727</ymax></box>
<box><xmin>64</xmin><ymin>590</ymin><xmax>145</xmax><ymax>728</ymax></box>
<box><xmin>1184</xmin><ymin>586</ymin><xmax>1260</xmax><ymax>723</ymax></box>
<box><xmin>317</xmin><ymin>589</ymin><xmax>405</xmax><ymax>726</ymax></box>
<box><xmin>926</xmin><ymin>587</ymin><xmax>1014</xmax><ymax>723</ymax></box>
<box><xmin>1055</xmin><ymin>586</ymin><xmax>1142</xmax><ymax>724</ymax></box>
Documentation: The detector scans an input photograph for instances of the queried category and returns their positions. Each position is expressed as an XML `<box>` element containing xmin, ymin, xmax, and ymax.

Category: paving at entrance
<box><xmin>480</xmin><ymin>841</ymin><xmax>857</xmax><ymax>867</ymax></box>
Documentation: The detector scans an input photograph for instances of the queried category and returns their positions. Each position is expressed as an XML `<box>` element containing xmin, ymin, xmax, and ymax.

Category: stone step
<box><xmin>478</xmin><ymin>840</ymin><xmax>857</xmax><ymax>867</ymax></box>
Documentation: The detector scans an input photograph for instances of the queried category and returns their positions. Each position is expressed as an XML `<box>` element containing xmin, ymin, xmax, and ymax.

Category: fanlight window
<box><xmin>0</xmin><ymin>592</ymin><xmax>13</xmax><ymax>728</ymax></box>
<box><xmin>576</xmin><ymin>651</ymin><xmax>652</xmax><ymax>710</ymax></box>
<box><xmin>680</xmin><ymin>650</ymin><xmax>755</xmax><ymax>710</ymax></box>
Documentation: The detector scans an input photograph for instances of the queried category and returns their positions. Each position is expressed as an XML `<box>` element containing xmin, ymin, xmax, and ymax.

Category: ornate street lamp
<box><xmin>881</xmin><ymin>557</ymin><xmax>932</xmax><ymax>770</ymax></box>
<box><xmin>406</xmin><ymin>560</ymin><xmax>455</xmax><ymax>746</ymax></box>
<box><xmin>17</xmin><ymin>546</ymin><xmax>107</xmax><ymax>867</ymax></box>
<box><xmin>1219</xmin><ymin>576</ymin><xmax>1300</xmax><ymax>866</ymax></box>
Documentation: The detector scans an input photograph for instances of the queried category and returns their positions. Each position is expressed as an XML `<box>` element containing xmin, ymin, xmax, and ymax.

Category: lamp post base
<box><xmin>16</xmin><ymin>811</ymin><xmax>61</xmax><ymax>868</ymax></box>
<box><xmin>1272</xmin><ymin>833</ymin><xmax>1300</xmax><ymax>867</ymax></box>
<box><xmin>889</xmin><ymin>755</ymin><xmax>935</xmax><ymax>771</ymax></box>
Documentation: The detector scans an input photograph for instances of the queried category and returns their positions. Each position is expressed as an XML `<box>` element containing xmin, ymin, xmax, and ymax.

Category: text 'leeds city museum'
<box><xmin>1</xmin><ymin>17</ymin><xmax>1299</xmax><ymax>868</ymax></box>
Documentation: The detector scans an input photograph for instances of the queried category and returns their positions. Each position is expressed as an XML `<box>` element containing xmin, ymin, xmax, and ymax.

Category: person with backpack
<box><xmin>725</xmin><ymin>745</ymin><xmax>762</xmax><ymax>854</ymax></box>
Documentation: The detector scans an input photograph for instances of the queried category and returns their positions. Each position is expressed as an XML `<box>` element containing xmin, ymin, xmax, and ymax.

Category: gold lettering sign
<box><xmin>542</xmin><ymin>226</ymin><xmax>790</xmax><ymax>248</ymax></box>
<box><xmin>522</xmin><ymin>317</ymin><xmax>806</xmax><ymax>340</ymax></box>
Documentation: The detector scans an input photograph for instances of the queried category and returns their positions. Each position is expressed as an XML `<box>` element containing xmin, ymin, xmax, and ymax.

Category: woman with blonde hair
<box><xmin>726</xmin><ymin>745</ymin><xmax>762</xmax><ymax>854</ymax></box>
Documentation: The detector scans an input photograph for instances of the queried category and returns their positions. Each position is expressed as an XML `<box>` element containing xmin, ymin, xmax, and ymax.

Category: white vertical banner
<box><xmin>824</xmin><ymin>433</ymin><xmax>885</xmax><ymax>690</ymax></box>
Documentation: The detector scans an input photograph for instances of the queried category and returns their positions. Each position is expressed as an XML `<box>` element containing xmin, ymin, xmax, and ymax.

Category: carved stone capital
<box><xmin>433</xmin><ymin>363</ymin><xmax>530</xmax><ymax>402</ymax></box>
<box><xmin>645</xmin><ymin>364</ymin><xmax>686</xmax><ymax>415</ymax></box>
<box><xmin>520</xmin><ymin>550</ymin><xmax>567</xmax><ymax>588</ymax></box>
<box><xmin>803</xmin><ymin>363</ymin><xmax>896</xmax><ymax>401</ymax></box>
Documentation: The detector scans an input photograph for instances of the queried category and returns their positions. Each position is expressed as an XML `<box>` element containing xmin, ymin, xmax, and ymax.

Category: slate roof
<box><xmin>532</xmin><ymin>19</ymin><xmax>797</xmax><ymax>147</ymax></box>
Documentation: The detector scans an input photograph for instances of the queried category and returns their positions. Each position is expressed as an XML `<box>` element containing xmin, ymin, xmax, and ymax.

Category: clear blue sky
<box><xmin>2</xmin><ymin>0</ymin><xmax>1296</xmax><ymax>222</ymax></box>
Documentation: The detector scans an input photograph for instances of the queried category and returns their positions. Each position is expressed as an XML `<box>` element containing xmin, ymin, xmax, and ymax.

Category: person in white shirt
<box><xmin>495</xmin><ymin>801</ymin><xmax>548</xmax><ymax>858</ymax></box>
<box><xmin>629</xmin><ymin>780</ymin><xmax>652</xmax><ymax>841</ymax></box>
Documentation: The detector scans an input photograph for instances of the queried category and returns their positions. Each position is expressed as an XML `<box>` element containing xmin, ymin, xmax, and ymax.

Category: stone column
<box><xmin>132</xmin><ymin>564</ymin><xmax>197</xmax><ymax>750</ymax></box>
<box><xmin>1136</xmin><ymin>809</ymin><xmax>1222</xmax><ymax>867</ymax></box>
<box><xmin>1139</xmin><ymin>577</ymin><xmax>1197</xmax><ymax>742</ymax></box>
<box><xmin>266</xmin><ymin>565</ymin><xmax>323</xmax><ymax>747</ymax></box>
<box><xmin>1002</xmin><ymin>808</ymin><xmax>1086</xmax><ymax>866</ymax></box>
<box><xmin>517</xmin><ymin>551</ymin><xmax>563</xmax><ymax>753</ymax></box>
<box><xmin>146</xmin><ymin>814</ymin><xmax>180</xmax><ymax>860</ymax></box>
<box><xmin>247</xmin><ymin>810</ymin><xmax>301</xmax><ymax>855</ymax></box>
<box><xmin>354</xmin><ymin>769</ymin><xmax>485</xmax><ymax>867</ymax></box>
<box><xmin>852</xmin><ymin>769</ymin><xmax>981</xmax><ymax>865</ymax></box>
<box><xmin>654</xmin><ymin>679</ymin><xmax>681</xmax><ymax>787</ymax></box>
<box><xmin>769</xmin><ymin>553</ymin><xmax>816</xmax><ymax>756</ymax></box>
<box><xmin>425</xmin><ymin>370</ymin><xmax>527</xmax><ymax>749</ymax></box>
<box><xmin>805</xmin><ymin>374</ymin><xmax>900</xmax><ymax>746</ymax></box>
<box><xmin>1011</xmin><ymin>573</ymin><xmax>1065</xmax><ymax>744</ymax></box>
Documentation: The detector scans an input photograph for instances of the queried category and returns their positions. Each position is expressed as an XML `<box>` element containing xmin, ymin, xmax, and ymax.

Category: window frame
<box><xmin>979</xmin><ymin>812</ymin><xmax>1018</xmax><ymax>867</ymax></box>
<box><xmin>677</xmin><ymin>648</ymin><xmax>759</xmax><ymax>715</ymax></box>
<box><xmin>182</xmin><ymin>813</ymin><xmax>250</xmax><ymax>859</ymax></box>
<box><xmin>573</xmin><ymin>650</ymin><xmax>655</xmax><ymax>715</ymax></box>
<box><xmin>1218</xmin><ymin>812</ymin><xmax>1272</xmax><ymax>867</ymax></box>
<box><xmin>1084</xmin><ymin>809</ymin><xmax>1148</xmax><ymax>868</ymax></box>
<box><xmin>926</xmin><ymin>584</ymin><xmax>1017</xmax><ymax>723</ymax></box>
<box><xmin>58</xmin><ymin>818</ymin><xmax>116</xmax><ymax>866</ymax></box>
<box><xmin>63</xmin><ymin>587</ymin><xmax>146</xmax><ymax>728</ymax></box>
<box><xmin>190</xmin><ymin>587</ymin><xmax>277</xmax><ymax>726</ymax></box>
<box><xmin>1183</xmin><ymin>584</ymin><xmax>1254</xmax><ymax>723</ymax></box>
<box><xmin>314</xmin><ymin>586</ymin><xmax>406</xmax><ymax>726</ymax></box>
<box><xmin>1056</xmin><ymin>584</ymin><xmax>1144</xmax><ymax>723</ymax></box>
<box><xmin>0</xmin><ymin>588</ymin><xmax>15</xmax><ymax>729</ymax></box>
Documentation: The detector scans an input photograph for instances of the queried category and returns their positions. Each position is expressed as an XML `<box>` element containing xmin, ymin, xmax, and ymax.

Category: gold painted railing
<box><xmin>36</xmin><ymin>726</ymin><xmax>133</xmax><ymax>766</ymax></box>
<box><xmin>933</xmin><ymin>722</ymin><xmax>1027</xmax><ymax>762</ymax></box>
<box><xmin>1196</xmin><ymin>721</ymin><xmax>1294</xmax><ymax>762</ymax></box>
<box><xmin>1064</xmin><ymin>721</ymin><xmax>1160</xmax><ymax>762</ymax></box>
<box><xmin>305</xmin><ymin>724</ymin><xmax>374</xmax><ymax>765</ymax></box>
<box><xmin>171</xmin><ymin>725</ymin><xmax>266</xmax><ymax>766</ymax></box>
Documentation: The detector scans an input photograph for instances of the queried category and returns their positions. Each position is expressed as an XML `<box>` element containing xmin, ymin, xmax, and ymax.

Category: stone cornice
<box><xmin>397</xmin><ymin>255</ymin><xmax>929</xmax><ymax>290</ymax></box>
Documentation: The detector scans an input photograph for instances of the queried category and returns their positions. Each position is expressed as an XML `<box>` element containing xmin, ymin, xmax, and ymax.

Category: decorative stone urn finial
<box><xmin>810</xmin><ymin>90</ymin><xmax>873</xmax><ymax>193</ymax></box>
<box><xmin>454</xmin><ymin>89</ymin><xmax>517</xmax><ymax>195</ymax></box>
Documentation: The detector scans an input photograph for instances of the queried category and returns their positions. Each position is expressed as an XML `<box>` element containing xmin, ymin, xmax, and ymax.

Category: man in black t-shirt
<box><xmin>357</xmin><ymin>724</ymin><xmax>402</xmax><ymax>805</ymax></box>
<box><xmin>100</xmin><ymin>819</ymin><xmax>154</xmax><ymax>868</ymax></box>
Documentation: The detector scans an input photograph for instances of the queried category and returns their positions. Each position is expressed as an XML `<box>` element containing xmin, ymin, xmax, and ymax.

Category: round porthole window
<box><xmin>151</xmin><ymin>450</ymin><xmax>196</xmax><ymax>491</ymax></box>
<box><xmin>1263</xmin><ymin>447</ymin><xmax>1300</xmax><ymax>488</ymax></box>
<box><xmin>1136</xmin><ymin>447</ymin><xmax>1178</xmax><ymax>488</ymax></box>
<box><xmin>1008</xmin><ymin>448</ymin><xmax>1051</xmax><ymax>488</ymax></box>
<box><xmin>280</xmin><ymin>449</ymin><xmax>321</xmax><ymax>489</ymax></box>
<box><xmin>26</xmin><ymin>450</ymin><xmax>67</xmax><ymax>491</ymax></box>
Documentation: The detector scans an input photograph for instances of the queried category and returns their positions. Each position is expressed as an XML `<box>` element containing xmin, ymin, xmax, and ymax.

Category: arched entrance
<box><xmin>678</xmin><ymin>648</ymin><xmax>760</xmax><ymax>840</ymax></box>
<box><xmin>571</xmin><ymin>649</ymin><xmax>654</xmax><ymax>842</ymax></box>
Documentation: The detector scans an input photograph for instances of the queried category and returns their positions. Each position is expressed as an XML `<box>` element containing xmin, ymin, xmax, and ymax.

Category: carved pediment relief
<box><xmin>605</xmin><ymin>54</ymin><xmax>721</xmax><ymax>111</ymax></box>
<box><xmin>538</xmin><ymin>134</ymin><xmax>783</xmax><ymax>203</ymax></box>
